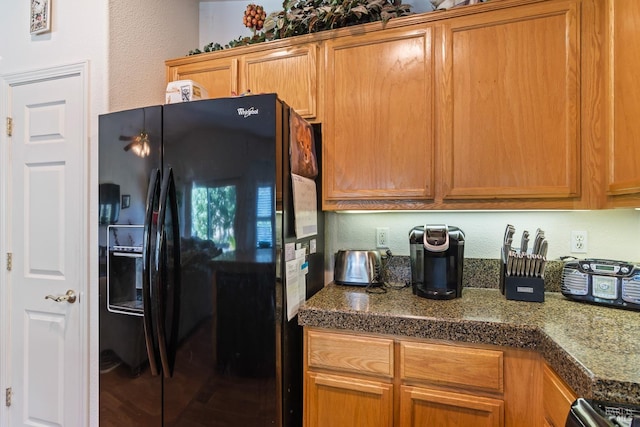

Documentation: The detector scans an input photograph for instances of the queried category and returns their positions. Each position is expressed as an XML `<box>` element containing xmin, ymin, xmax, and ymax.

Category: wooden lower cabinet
<box><xmin>399</xmin><ymin>386</ymin><xmax>504</xmax><ymax>427</ymax></box>
<box><xmin>542</xmin><ymin>364</ymin><xmax>577</xmax><ymax>427</ymax></box>
<box><xmin>306</xmin><ymin>372</ymin><xmax>394</xmax><ymax>427</ymax></box>
<box><xmin>304</xmin><ymin>329</ymin><xmax>557</xmax><ymax>427</ymax></box>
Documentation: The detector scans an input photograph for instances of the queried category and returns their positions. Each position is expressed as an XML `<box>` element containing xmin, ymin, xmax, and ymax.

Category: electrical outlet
<box><xmin>376</xmin><ymin>227</ymin><xmax>389</xmax><ymax>248</ymax></box>
<box><xmin>571</xmin><ymin>230</ymin><xmax>588</xmax><ymax>253</ymax></box>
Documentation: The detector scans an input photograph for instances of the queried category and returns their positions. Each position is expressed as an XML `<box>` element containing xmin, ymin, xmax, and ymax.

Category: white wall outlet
<box><xmin>376</xmin><ymin>227</ymin><xmax>390</xmax><ymax>248</ymax></box>
<box><xmin>570</xmin><ymin>230</ymin><xmax>588</xmax><ymax>253</ymax></box>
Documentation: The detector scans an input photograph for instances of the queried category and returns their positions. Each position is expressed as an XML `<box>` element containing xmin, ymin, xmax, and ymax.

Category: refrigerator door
<box><xmin>161</xmin><ymin>95</ymin><xmax>281</xmax><ymax>426</ymax></box>
<box><xmin>143</xmin><ymin>168</ymin><xmax>162</xmax><ymax>376</ymax></box>
<box><xmin>155</xmin><ymin>167</ymin><xmax>182</xmax><ymax>378</ymax></box>
<box><xmin>99</xmin><ymin>106</ymin><xmax>163</xmax><ymax>426</ymax></box>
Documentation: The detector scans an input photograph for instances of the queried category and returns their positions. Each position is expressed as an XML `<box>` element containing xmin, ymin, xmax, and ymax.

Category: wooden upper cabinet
<box><xmin>166</xmin><ymin>42</ymin><xmax>319</xmax><ymax>120</ymax></box>
<box><xmin>241</xmin><ymin>44</ymin><xmax>319</xmax><ymax>118</ymax></box>
<box><xmin>166</xmin><ymin>56</ymin><xmax>238</xmax><ymax>100</ymax></box>
<box><xmin>164</xmin><ymin>0</ymin><xmax>623</xmax><ymax>211</ymax></box>
<box><xmin>323</xmin><ymin>26</ymin><xmax>435</xmax><ymax>209</ymax></box>
<box><xmin>438</xmin><ymin>0</ymin><xmax>580</xmax><ymax>202</ymax></box>
<box><xmin>606</xmin><ymin>0</ymin><xmax>640</xmax><ymax>205</ymax></box>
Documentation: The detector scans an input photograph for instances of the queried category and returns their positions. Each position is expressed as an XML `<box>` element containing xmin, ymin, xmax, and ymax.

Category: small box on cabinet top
<box><xmin>165</xmin><ymin>80</ymin><xmax>208</xmax><ymax>104</ymax></box>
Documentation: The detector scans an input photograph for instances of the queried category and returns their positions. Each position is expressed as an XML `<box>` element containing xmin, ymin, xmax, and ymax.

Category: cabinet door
<box><xmin>438</xmin><ymin>1</ymin><xmax>580</xmax><ymax>201</ymax></box>
<box><xmin>166</xmin><ymin>56</ymin><xmax>238</xmax><ymax>99</ymax></box>
<box><xmin>242</xmin><ymin>44</ymin><xmax>319</xmax><ymax>119</ymax></box>
<box><xmin>542</xmin><ymin>364</ymin><xmax>577</xmax><ymax>427</ymax></box>
<box><xmin>323</xmin><ymin>26</ymin><xmax>434</xmax><ymax>209</ymax></box>
<box><xmin>306</xmin><ymin>372</ymin><xmax>393</xmax><ymax>427</ymax></box>
<box><xmin>399</xmin><ymin>386</ymin><xmax>504</xmax><ymax>427</ymax></box>
<box><xmin>606</xmin><ymin>0</ymin><xmax>640</xmax><ymax>204</ymax></box>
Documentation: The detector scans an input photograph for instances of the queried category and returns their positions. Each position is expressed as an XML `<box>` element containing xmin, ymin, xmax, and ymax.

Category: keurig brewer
<box><xmin>409</xmin><ymin>225</ymin><xmax>465</xmax><ymax>299</ymax></box>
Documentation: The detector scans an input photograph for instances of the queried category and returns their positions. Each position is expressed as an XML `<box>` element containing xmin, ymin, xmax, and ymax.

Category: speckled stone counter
<box><xmin>298</xmin><ymin>284</ymin><xmax>640</xmax><ymax>406</ymax></box>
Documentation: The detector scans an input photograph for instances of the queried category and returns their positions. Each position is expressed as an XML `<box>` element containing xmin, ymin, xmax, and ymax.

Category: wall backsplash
<box><xmin>326</xmin><ymin>209</ymin><xmax>640</xmax><ymax>260</ymax></box>
<box><xmin>324</xmin><ymin>209</ymin><xmax>639</xmax><ymax>287</ymax></box>
<box><xmin>383</xmin><ymin>256</ymin><xmax>563</xmax><ymax>293</ymax></box>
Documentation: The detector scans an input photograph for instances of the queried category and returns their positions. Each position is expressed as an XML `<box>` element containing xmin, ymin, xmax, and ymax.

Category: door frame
<box><xmin>0</xmin><ymin>61</ymin><xmax>90</xmax><ymax>426</ymax></box>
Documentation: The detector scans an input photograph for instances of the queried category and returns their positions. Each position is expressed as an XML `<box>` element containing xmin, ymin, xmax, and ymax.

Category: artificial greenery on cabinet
<box><xmin>188</xmin><ymin>0</ymin><xmax>413</xmax><ymax>55</ymax></box>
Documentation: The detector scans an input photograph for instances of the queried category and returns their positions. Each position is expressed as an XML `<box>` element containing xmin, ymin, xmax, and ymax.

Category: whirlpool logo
<box><xmin>237</xmin><ymin>107</ymin><xmax>259</xmax><ymax>118</ymax></box>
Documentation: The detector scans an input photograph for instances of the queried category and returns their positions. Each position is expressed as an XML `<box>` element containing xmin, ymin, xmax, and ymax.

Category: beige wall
<box><xmin>108</xmin><ymin>0</ymin><xmax>200</xmax><ymax>111</ymax></box>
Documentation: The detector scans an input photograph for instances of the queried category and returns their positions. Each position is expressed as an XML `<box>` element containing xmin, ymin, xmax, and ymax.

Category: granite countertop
<box><xmin>298</xmin><ymin>283</ymin><xmax>640</xmax><ymax>406</ymax></box>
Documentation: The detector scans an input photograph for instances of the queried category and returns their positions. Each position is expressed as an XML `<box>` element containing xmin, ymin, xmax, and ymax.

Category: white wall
<box><xmin>199</xmin><ymin>0</ymin><xmax>285</xmax><ymax>49</ymax></box>
<box><xmin>0</xmin><ymin>2</ymin><xmax>109</xmax><ymax>425</ymax></box>
<box><xmin>0</xmin><ymin>0</ymin><xmax>109</xmax><ymax>175</ymax></box>
<box><xmin>327</xmin><ymin>209</ymin><xmax>640</xmax><ymax>261</ymax></box>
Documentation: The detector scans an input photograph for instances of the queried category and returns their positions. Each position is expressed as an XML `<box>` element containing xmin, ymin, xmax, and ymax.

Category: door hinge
<box><xmin>6</xmin><ymin>117</ymin><xmax>12</xmax><ymax>137</ymax></box>
<box><xmin>5</xmin><ymin>387</ymin><xmax>11</xmax><ymax>407</ymax></box>
<box><xmin>6</xmin><ymin>253</ymin><xmax>12</xmax><ymax>271</ymax></box>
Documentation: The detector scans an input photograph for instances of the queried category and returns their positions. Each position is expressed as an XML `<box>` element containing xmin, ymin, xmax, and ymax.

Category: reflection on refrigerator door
<box><xmin>107</xmin><ymin>225</ymin><xmax>144</xmax><ymax>315</ymax></box>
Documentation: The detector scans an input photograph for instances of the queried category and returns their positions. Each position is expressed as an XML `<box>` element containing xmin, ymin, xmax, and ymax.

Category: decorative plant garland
<box><xmin>188</xmin><ymin>0</ymin><xmax>413</xmax><ymax>55</ymax></box>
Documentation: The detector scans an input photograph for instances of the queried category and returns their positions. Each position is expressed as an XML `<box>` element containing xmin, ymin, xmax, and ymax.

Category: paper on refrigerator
<box><xmin>285</xmin><ymin>248</ymin><xmax>308</xmax><ymax>321</ymax></box>
<box><xmin>291</xmin><ymin>173</ymin><xmax>318</xmax><ymax>239</ymax></box>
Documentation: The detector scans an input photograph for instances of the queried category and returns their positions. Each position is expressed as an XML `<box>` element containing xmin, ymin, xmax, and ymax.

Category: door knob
<box><xmin>45</xmin><ymin>290</ymin><xmax>77</xmax><ymax>304</ymax></box>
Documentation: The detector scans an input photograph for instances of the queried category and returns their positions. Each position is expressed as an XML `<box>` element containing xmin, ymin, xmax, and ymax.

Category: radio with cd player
<box><xmin>561</xmin><ymin>258</ymin><xmax>640</xmax><ymax>311</ymax></box>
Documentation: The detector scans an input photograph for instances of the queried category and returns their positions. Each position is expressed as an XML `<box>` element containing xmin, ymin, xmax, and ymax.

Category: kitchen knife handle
<box><xmin>539</xmin><ymin>239</ymin><xmax>548</xmax><ymax>258</ymax></box>
<box><xmin>520</xmin><ymin>230</ymin><xmax>529</xmax><ymax>254</ymax></box>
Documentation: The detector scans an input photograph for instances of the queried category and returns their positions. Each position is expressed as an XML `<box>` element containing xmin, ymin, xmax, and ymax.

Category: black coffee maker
<box><xmin>409</xmin><ymin>225</ymin><xmax>465</xmax><ymax>299</ymax></box>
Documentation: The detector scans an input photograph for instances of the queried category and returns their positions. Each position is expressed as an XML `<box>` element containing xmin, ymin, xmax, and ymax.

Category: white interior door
<box><xmin>2</xmin><ymin>63</ymin><xmax>88</xmax><ymax>426</ymax></box>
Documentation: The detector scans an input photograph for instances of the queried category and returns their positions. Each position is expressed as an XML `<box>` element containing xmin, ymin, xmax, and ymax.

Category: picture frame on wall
<box><xmin>30</xmin><ymin>0</ymin><xmax>51</xmax><ymax>35</ymax></box>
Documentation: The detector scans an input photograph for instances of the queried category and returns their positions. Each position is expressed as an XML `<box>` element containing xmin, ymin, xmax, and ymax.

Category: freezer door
<box><xmin>98</xmin><ymin>106</ymin><xmax>162</xmax><ymax>426</ymax></box>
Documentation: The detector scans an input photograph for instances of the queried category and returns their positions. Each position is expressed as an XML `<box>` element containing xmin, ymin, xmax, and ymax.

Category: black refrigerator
<box><xmin>98</xmin><ymin>94</ymin><xmax>324</xmax><ymax>426</ymax></box>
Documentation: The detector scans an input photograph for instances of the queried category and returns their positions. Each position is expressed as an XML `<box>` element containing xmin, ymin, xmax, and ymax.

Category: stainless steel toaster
<box><xmin>334</xmin><ymin>250</ymin><xmax>382</xmax><ymax>286</ymax></box>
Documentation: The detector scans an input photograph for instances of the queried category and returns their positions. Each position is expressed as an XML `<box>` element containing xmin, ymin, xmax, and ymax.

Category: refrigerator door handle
<box><xmin>155</xmin><ymin>167</ymin><xmax>181</xmax><ymax>378</ymax></box>
<box><xmin>142</xmin><ymin>168</ymin><xmax>162</xmax><ymax>376</ymax></box>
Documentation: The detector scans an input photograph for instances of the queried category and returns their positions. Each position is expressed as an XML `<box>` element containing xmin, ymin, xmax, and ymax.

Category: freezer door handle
<box><xmin>155</xmin><ymin>167</ymin><xmax>181</xmax><ymax>378</ymax></box>
<box><xmin>142</xmin><ymin>168</ymin><xmax>162</xmax><ymax>376</ymax></box>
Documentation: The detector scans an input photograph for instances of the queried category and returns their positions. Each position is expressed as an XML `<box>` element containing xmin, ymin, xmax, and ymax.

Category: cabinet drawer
<box><xmin>307</xmin><ymin>330</ymin><xmax>394</xmax><ymax>378</ymax></box>
<box><xmin>400</xmin><ymin>341</ymin><xmax>504</xmax><ymax>393</ymax></box>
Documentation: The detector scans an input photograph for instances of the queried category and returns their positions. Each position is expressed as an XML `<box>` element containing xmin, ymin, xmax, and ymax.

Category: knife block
<box><xmin>500</xmin><ymin>263</ymin><xmax>545</xmax><ymax>302</ymax></box>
